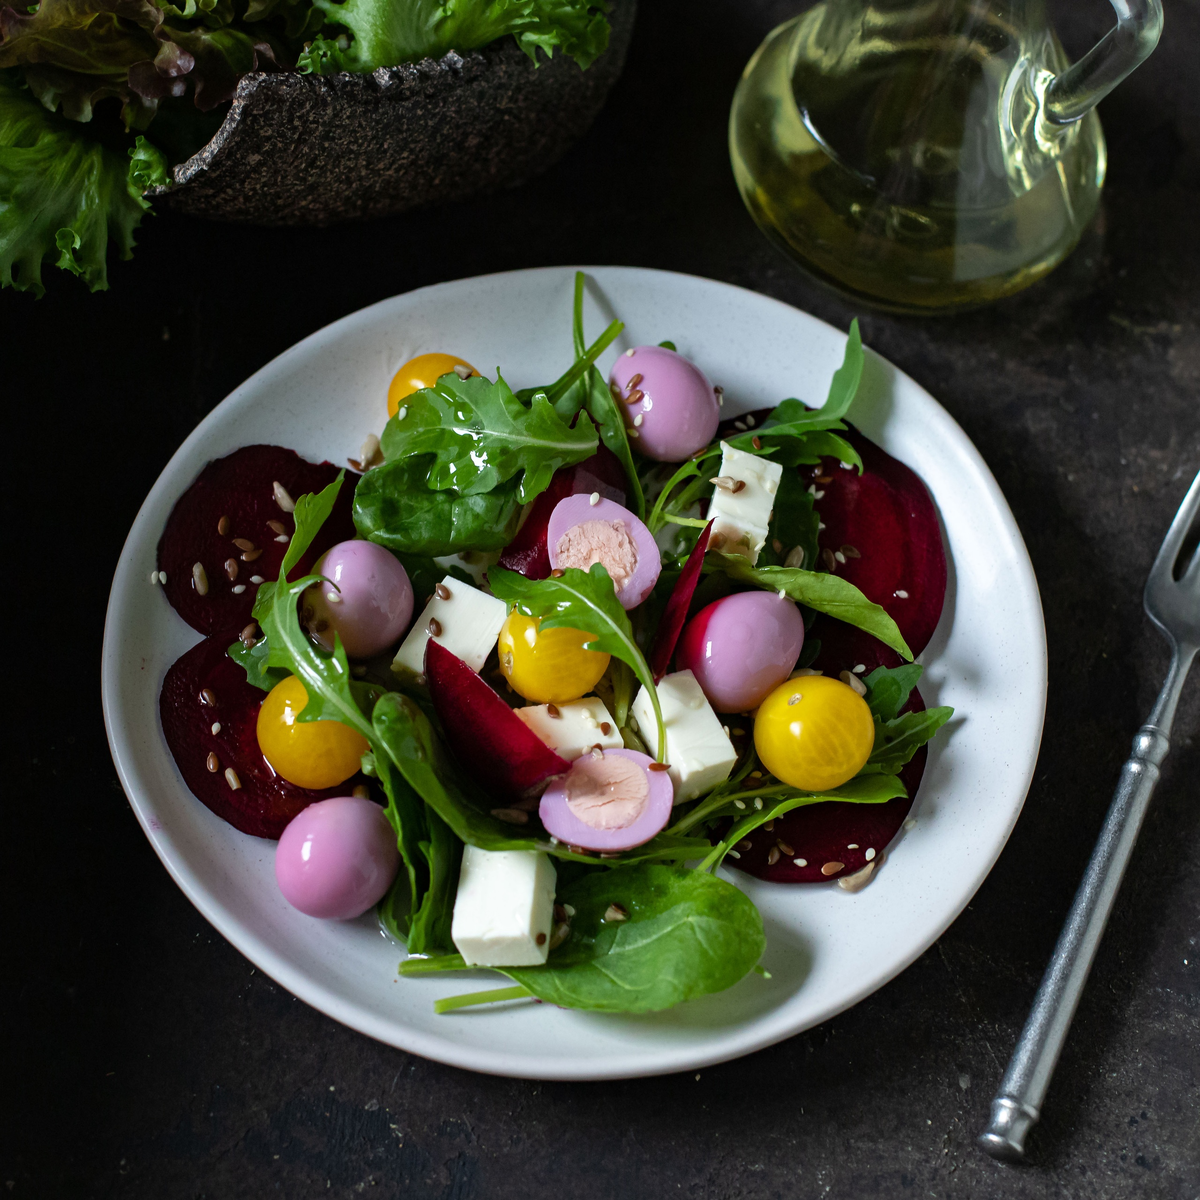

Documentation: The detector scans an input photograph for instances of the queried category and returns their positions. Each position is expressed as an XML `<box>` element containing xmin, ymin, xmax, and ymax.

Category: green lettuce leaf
<box><xmin>488</xmin><ymin>563</ymin><xmax>667</xmax><ymax>759</ymax></box>
<box><xmin>305</xmin><ymin>0</ymin><xmax>610</xmax><ymax>74</ymax></box>
<box><xmin>0</xmin><ymin>75</ymin><xmax>154</xmax><ymax>294</ymax></box>
<box><xmin>379</xmin><ymin>371</ymin><xmax>598</xmax><ymax>503</ymax></box>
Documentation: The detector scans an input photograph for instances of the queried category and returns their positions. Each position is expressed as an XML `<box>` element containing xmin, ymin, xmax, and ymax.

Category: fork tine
<box><xmin>1150</xmin><ymin>471</ymin><xmax>1200</xmax><ymax>581</ymax></box>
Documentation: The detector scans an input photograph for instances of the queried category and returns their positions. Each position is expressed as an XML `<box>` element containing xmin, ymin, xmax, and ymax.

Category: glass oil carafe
<box><xmin>729</xmin><ymin>0</ymin><xmax>1163</xmax><ymax>313</ymax></box>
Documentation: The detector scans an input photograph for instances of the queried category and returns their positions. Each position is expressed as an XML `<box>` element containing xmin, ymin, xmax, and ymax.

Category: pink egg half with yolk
<box><xmin>676</xmin><ymin>591</ymin><xmax>806</xmax><ymax>713</ymax></box>
<box><xmin>275</xmin><ymin>796</ymin><xmax>400</xmax><ymax>919</ymax></box>
<box><xmin>608</xmin><ymin>345</ymin><xmax>720</xmax><ymax>463</ymax></box>
<box><xmin>547</xmin><ymin>495</ymin><xmax>661</xmax><ymax>609</ymax></box>
<box><xmin>306</xmin><ymin>539</ymin><xmax>414</xmax><ymax>658</ymax></box>
<box><xmin>539</xmin><ymin>749</ymin><xmax>673</xmax><ymax>852</ymax></box>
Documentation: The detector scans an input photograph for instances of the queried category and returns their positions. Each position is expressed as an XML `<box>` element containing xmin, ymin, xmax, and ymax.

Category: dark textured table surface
<box><xmin>6</xmin><ymin>1</ymin><xmax>1199</xmax><ymax>1196</ymax></box>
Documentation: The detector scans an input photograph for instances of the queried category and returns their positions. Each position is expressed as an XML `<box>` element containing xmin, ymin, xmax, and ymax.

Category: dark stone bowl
<box><xmin>152</xmin><ymin>0</ymin><xmax>635</xmax><ymax>226</ymax></box>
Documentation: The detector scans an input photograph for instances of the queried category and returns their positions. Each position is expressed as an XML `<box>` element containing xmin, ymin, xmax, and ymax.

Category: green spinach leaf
<box><xmin>758</xmin><ymin>470</ymin><xmax>820</xmax><ymax>569</ymax></box>
<box><xmin>488</xmin><ymin>564</ymin><xmax>666</xmax><ymax>758</ymax></box>
<box><xmin>379</xmin><ymin>372</ymin><xmax>597</xmax><ymax>503</ymax></box>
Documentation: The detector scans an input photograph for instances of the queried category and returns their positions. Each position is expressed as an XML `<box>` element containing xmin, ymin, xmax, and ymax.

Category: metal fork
<box><xmin>978</xmin><ymin>470</ymin><xmax>1200</xmax><ymax>1162</ymax></box>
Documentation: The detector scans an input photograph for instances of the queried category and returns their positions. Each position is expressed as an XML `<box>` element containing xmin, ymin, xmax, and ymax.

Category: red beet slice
<box><xmin>160</xmin><ymin>635</ymin><xmax>356</xmax><ymax>840</ymax></box>
<box><xmin>157</xmin><ymin>445</ymin><xmax>359</xmax><ymax>639</ymax></box>
<box><xmin>497</xmin><ymin>445</ymin><xmax>627</xmax><ymax>579</ymax></box>
<box><xmin>731</xmin><ymin>624</ymin><xmax>925</xmax><ymax>883</ymax></box>
<box><xmin>649</xmin><ymin>519</ymin><xmax>713</xmax><ymax>681</ymax></box>
<box><xmin>424</xmin><ymin>639</ymin><xmax>571</xmax><ymax>806</ymax></box>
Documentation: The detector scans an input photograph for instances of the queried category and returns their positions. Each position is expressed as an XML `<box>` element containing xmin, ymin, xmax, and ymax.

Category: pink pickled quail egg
<box><xmin>608</xmin><ymin>346</ymin><xmax>720</xmax><ymax>462</ymax></box>
<box><xmin>539</xmin><ymin>748</ymin><xmax>673</xmax><ymax>852</ymax></box>
<box><xmin>676</xmin><ymin>591</ymin><xmax>806</xmax><ymax>713</ymax></box>
<box><xmin>275</xmin><ymin>796</ymin><xmax>400</xmax><ymax>919</ymax></box>
<box><xmin>547</xmin><ymin>495</ymin><xmax>661</xmax><ymax>609</ymax></box>
<box><xmin>306</xmin><ymin>540</ymin><xmax>413</xmax><ymax>658</ymax></box>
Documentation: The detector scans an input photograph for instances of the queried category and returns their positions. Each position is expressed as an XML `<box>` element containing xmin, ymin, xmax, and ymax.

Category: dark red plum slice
<box><xmin>497</xmin><ymin>444</ymin><xmax>627</xmax><ymax>579</ymax></box>
<box><xmin>716</xmin><ymin>411</ymin><xmax>946</xmax><ymax>657</ymax></box>
<box><xmin>424</xmin><ymin>640</ymin><xmax>570</xmax><ymax>807</ymax></box>
<box><xmin>649</xmin><ymin>519</ymin><xmax>712</xmax><ymax>681</ymax></box>
<box><xmin>160</xmin><ymin>635</ymin><xmax>355</xmax><ymax>840</ymax></box>
<box><xmin>157</xmin><ymin>445</ymin><xmax>359</xmax><ymax>639</ymax></box>
<box><xmin>732</xmin><ymin>623</ymin><xmax>925</xmax><ymax>884</ymax></box>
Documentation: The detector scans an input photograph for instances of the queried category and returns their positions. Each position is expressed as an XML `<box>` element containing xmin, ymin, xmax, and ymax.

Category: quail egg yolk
<box><xmin>387</xmin><ymin>353</ymin><xmax>478</xmax><ymax>418</ymax></box>
<box><xmin>497</xmin><ymin>611</ymin><xmax>610</xmax><ymax>704</ymax></box>
<box><xmin>753</xmin><ymin>675</ymin><xmax>875</xmax><ymax>793</ymax></box>
<box><xmin>257</xmin><ymin>675</ymin><xmax>370</xmax><ymax>790</ymax></box>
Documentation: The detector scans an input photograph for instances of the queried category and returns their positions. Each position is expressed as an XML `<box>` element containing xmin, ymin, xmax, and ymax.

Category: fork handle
<box><xmin>978</xmin><ymin>649</ymin><xmax>1192</xmax><ymax>1161</ymax></box>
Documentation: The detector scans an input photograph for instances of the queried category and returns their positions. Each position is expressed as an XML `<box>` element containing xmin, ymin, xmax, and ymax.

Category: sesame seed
<box><xmin>625</xmin><ymin>348</ymin><xmax>635</xmax><ymax>357</ymax></box>
<box><xmin>589</xmin><ymin>492</ymin><xmax>600</xmax><ymax>505</ymax></box>
<box><xmin>414</xmin><ymin>673</ymin><xmax>426</xmax><ymax>686</ymax></box>
<box><xmin>733</xmin><ymin>421</ymin><xmax>747</xmax><ymax>432</ymax></box>
<box><xmin>211</xmin><ymin>722</ymin><xmax>221</xmax><ymax>735</ymax></box>
<box><xmin>326</xmin><ymin>591</ymin><xmax>341</xmax><ymax>603</ymax></box>
<box><xmin>149</xmin><ymin>570</ymin><xmax>160</xmax><ymax>585</ymax></box>
<box><xmin>754</xmin><ymin>798</ymin><xmax>763</xmax><ymax>810</ymax></box>
<box><xmin>853</xmin><ymin>664</ymin><xmax>866</xmax><ymax>673</ymax></box>
<box><xmin>427</xmin><ymin>617</ymin><xmax>442</xmax><ymax>637</ymax></box>
<box><xmin>359</xmin><ymin>433</ymin><xmax>382</xmax><ymax>467</ymax></box>
<box><xmin>232</xmin><ymin>584</ymin><xmax>246</xmax><ymax>594</ymax></box>
<box><xmin>787</xmin><ymin>693</ymin><xmax>802</xmax><ymax>706</ymax></box>
<box><xmin>904</xmin><ymin>818</ymin><xmax>916</xmax><ymax>830</ymax></box>
<box><xmin>610</xmin><ymin>381</ymin><xmax>621</xmax><ymax>399</ymax></box>
<box><xmin>821</xmin><ymin>861</ymin><xmax>844</xmax><ymax>876</ymax></box>
<box><xmin>866</xmin><ymin>848</ymin><xmax>876</xmax><ymax>860</ymax></box>
<box><xmin>818</xmin><ymin>522</ymin><xmax>826</xmax><ymax>531</ymax></box>
<box><xmin>727</xmin><ymin>850</ymin><xmax>742</xmax><ymax>859</ymax></box>
<box><xmin>591</xmin><ymin>745</ymin><xmax>603</xmax><ymax>758</ymax></box>
<box><xmin>841</xmin><ymin>461</ymin><xmax>853</xmax><ymax>469</ymax></box>
<box><xmin>206</xmin><ymin>752</ymin><xmax>219</xmax><ymax>773</ymax></box>
<box><xmin>778</xmin><ymin>588</ymin><xmax>787</xmax><ymax>598</ymax></box>
<box><xmin>192</xmin><ymin>562</ymin><xmax>209</xmax><ymax>596</ymax></box>
<box><xmin>633</xmin><ymin>414</ymin><xmax>644</xmax><ymax>427</ymax></box>
<box><xmin>834</xmin><ymin>551</ymin><xmax>846</xmax><ymax>564</ymax></box>
<box><xmin>453</xmin><ymin>363</ymin><xmax>473</xmax><ymax>379</ymax></box>
<box><xmin>397</xmin><ymin>406</ymin><xmax>408</xmax><ymax>420</ymax></box>
<box><xmin>584</xmin><ymin>716</ymin><xmax>600</xmax><ymax>729</ymax></box>
<box><xmin>848</xmin><ymin>843</ymin><xmax>859</xmax><ymax>849</ymax></box>
<box><xmin>794</xmin><ymin>858</ymin><xmax>807</xmax><ymax>867</ymax></box>
<box><xmin>225</xmin><ymin>768</ymin><xmax>242</xmax><ymax>791</ymax></box>
<box><xmin>272</xmin><ymin>481</ymin><xmax>295</xmax><ymax>512</ymax></box>
<box><xmin>218</xmin><ymin>515</ymin><xmax>230</xmax><ymax>536</ymax></box>
<box><xmin>814</xmin><ymin>489</ymin><xmax>825</xmax><ymax>499</ymax></box>
<box><xmin>352</xmin><ymin>784</ymin><xmax>370</xmax><ymax>799</ymax></box>
<box><xmin>734</xmin><ymin>800</ymin><xmax>746</xmax><ymax>809</ymax></box>
<box><xmin>628</xmin><ymin>428</ymin><xmax>639</xmax><ymax>438</ymax></box>
<box><xmin>158</xmin><ymin>571</ymin><xmax>167</xmax><ymax>584</ymax></box>
<box><xmin>895</xmin><ymin>589</ymin><xmax>909</xmax><ymax>599</ymax></box>
<box><xmin>199</xmin><ymin>688</ymin><xmax>217</xmax><ymax>706</ymax></box>
<box><xmin>275</xmin><ymin>535</ymin><xmax>289</xmax><ymax>544</ymax></box>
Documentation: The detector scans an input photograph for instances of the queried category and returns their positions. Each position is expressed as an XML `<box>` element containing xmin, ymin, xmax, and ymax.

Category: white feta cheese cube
<box><xmin>630</xmin><ymin>670</ymin><xmax>738</xmax><ymax>803</ymax></box>
<box><xmin>514</xmin><ymin>697</ymin><xmax>624</xmax><ymax>760</ymax></box>
<box><xmin>705</xmin><ymin>441</ymin><xmax>783</xmax><ymax>564</ymax></box>
<box><xmin>450</xmin><ymin>847</ymin><xmax>556</xmax><ymax>967</ymax></box>
<box><xmin>391</xmin><ymin>575</ymin><xmax>507</xmax><ymax>678</ymax></box>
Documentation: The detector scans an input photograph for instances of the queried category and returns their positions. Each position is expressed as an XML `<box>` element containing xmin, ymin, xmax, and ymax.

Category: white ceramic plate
<box><xmin>103</xmin><ymin>267</ymin><xmax>1046</xmax><ymax>1080</ymax></box>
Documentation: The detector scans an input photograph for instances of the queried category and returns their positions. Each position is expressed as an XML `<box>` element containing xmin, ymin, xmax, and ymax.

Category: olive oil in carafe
<box><xmin>729</xmin><ymin>6</ymin><xmax>1108</xmax><ymax>313</ymax></box>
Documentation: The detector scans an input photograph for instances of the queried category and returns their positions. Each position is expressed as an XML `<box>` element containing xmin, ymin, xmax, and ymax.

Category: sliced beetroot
<box><xmin>539</xmin><ymin>749</ymin><xmax>673</xmax><ymax>851</ymax></box>
<box><xmin>715</xmin><ymin>411</ymin><xmax>946</xmax><ymax>656</ymax></box>
<box><xmin>809</xmin><ymin>427</ymin><xmax>946</xmax><ymax>658</ymax></box>
<box><xmin>497</xmin><ymin>445</ymin><xmax>627</xmax><ymax>579</ymax></box>
<box><xmin>649</xmin><ymin>519</ymin><xmax>713</xmax><ymax>681</ymax></box>
<box><xmin>157</xmin><ymin>445</ymin><xmax>359</xmax><ymax>639</ymax></box>
<box><xmin>160</xmin><ymin>635</ymin><xmax>355</xmax><ymax>840</ymax></box>
<box><xmin>731</xmin><ymin>626</ymin><xmax>925</xmax><ymax>884</ymax></box>
<box><xmin>424</xmin><ymin>639</ymin><xmax>570</xmax><ymax>807</ymax></box>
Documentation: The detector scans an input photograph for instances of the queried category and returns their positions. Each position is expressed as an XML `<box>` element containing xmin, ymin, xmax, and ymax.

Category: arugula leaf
<box><xmin>866</xmin><ymin>706</ymin><xmax>954</xmax><ymax>774</ymax></box>
<box><xmin>281</xmin><ymin>470</ymin><xmax>345</xmax><ymax>578</ymax></box>
<box><xmin>864</xmin><ymin>663</ymin><xmax>925</xmax><ymax>722</ymax></box>
<box><xmin>353</xmin><ymin>455</ymin><xmax>523</xmax><ymax>557</ymax></box>
<box><xmin>409</xmin><ymin>864</ymin><xmax>765</xmax><ymax>1014</ymax></box>
<box><xmin>226</xmin><ymin>634</ymin><xmax>288</xmax><ymax>692</ymax></box>
<box><xmin>379</xmin><ymin>372</ymin><xmax>597</xmax><ymax>503</ymax></box>
<box><xmin>698</xmin><ymin>774</ymin><xmax>905</xmax><ymax>871</ymax></box>
<box><xmin>569</xmin><ymin>271</ymin><xmax>645</xmax><ymax>519</ymax></box>
<box><xmin>307</xmin><ymin>0</ymin><xmax>611</xmax><ymax>74</ymax></box>
<box><xmin>0</xmin><ymin>75</ymin><xmax>152</xmax><ymax>295</ymax></box>
<box><xmin>488</xmin><ymin>564</ymin><xmax>666</xmax><ymax>760</ymax></box>
<box><xmin>708</xmin><ymin>555</ymin><xmax>912</xmax><ymax>660</ymax></box>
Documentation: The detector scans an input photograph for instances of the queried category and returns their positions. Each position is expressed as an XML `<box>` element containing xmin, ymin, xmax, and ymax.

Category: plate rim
<box><xmin>102</xmin><ymin>264</ymin><xmax>1047</xmax><ymax>1080</ymax></box>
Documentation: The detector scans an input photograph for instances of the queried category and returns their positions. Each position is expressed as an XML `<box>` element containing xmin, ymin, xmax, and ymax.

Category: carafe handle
<box><xmin>1044</xmin><ymin>0</ymin><xmax>1163</xmax><ymax>124</ymax></box>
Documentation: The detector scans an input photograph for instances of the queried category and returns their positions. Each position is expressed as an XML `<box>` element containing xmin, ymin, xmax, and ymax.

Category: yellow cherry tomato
<box><xmin>256</xmin><ymin>675</ymin><xmax>370</xmax><ymax>790</ymax></box>
<box><xmin>753</xmin><ymin>675</ymin><xmax>875</xmax><ymax>792</ymax></box>
<box><xmin>497</xmin><ymin>611</ymin><xmax>610</xmax><ymax>704</ymax></box>
<box><xmin>387</xmin><ymin>353</ymin><xmax>478</xmax><ymax>418</ymax></box>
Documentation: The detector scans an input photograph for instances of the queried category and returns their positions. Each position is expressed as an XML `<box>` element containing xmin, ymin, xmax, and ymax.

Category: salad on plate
<box><xmin>153</xmin><ymin>272</ymin><xmax>953</xmax><ymax>1017</ymax></box>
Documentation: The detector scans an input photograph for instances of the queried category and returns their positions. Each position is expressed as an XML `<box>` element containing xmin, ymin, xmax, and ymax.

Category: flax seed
<box><xmin>822</xmin><ymin>548</ymin><xmax>837</xmax><ymax>572</ymax></box>
<box><xmin>546</xmin><ymin>703</ymin><xmax>561</xmax><ymax>718</ymax></box>
<box><xmin>626</xmin><ymin>389</ymin><xmax>645</xmax><ymax>405</ymax></box>
<box><xmin>601</xmin><ymin>722</ymin><xmax>612</xmax><ymax>735</ymax></box>
<box><xmin>240</xmin><ymin>623</ymin><xmax>258</xmax><ymax>646</ymax></box>
<box><xmin>627</xmin><ymin>373</ymin><xmax>643</xmax><ymax>390</ymax></box>
<box><xmin>435</xmin><ymin>583</ymin><xmax>451</xmax><ymax>600</ymax></box>
<box><xmin>778</xmin><ymin>841</ymin><xmax>794</xmax><ymax>856</ymax></box>
<box><xmin>217</xmin><ymin>515</ymin><xmax>230</xmax><ymax>536</ymax></box>
<box><xmin>752</xmin><ymin>436</ymin><xmax>762</xmax><ymax>450</ymax></box>
<box><xmin>206</xmin><ymin>752</ymin><xmax>219</xmax><ymax>773</ymax></box>
<box><xmin>490</xmin><ymin>808</ymin><xmax>529</xmax><ymax>825</ymax></box>
<box><xmin>232</xmin><ymin>538</ymin><xmax>255</xmax><ymax>553</ymax></box>
<box><xmin>242</xmin><ymin>548</ymin><xmax>262</xmax><ymax>562</ymax></box>
<box><xmin>821</xmin><ymin>861</ymin><xmax>844</xmax><ymax>876</ymax></box>
<box><xmin>199</xmin><ymin>687</ymin><xmax>217</xmax><ymax>706</ymax></box>
<box><xmin>648</xmin><ymin>762</ymin><xmax>670</xmax><ymax>772</ymax></box>
<box><xmin>767</xmin><ymin>847</ymin><xmax>781</xmax><ymax>865</ymax></box>
<box><xmin>427</xmin><ymin>617</ymin><xmax>442</xmax><ymax>637</ymax></box>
